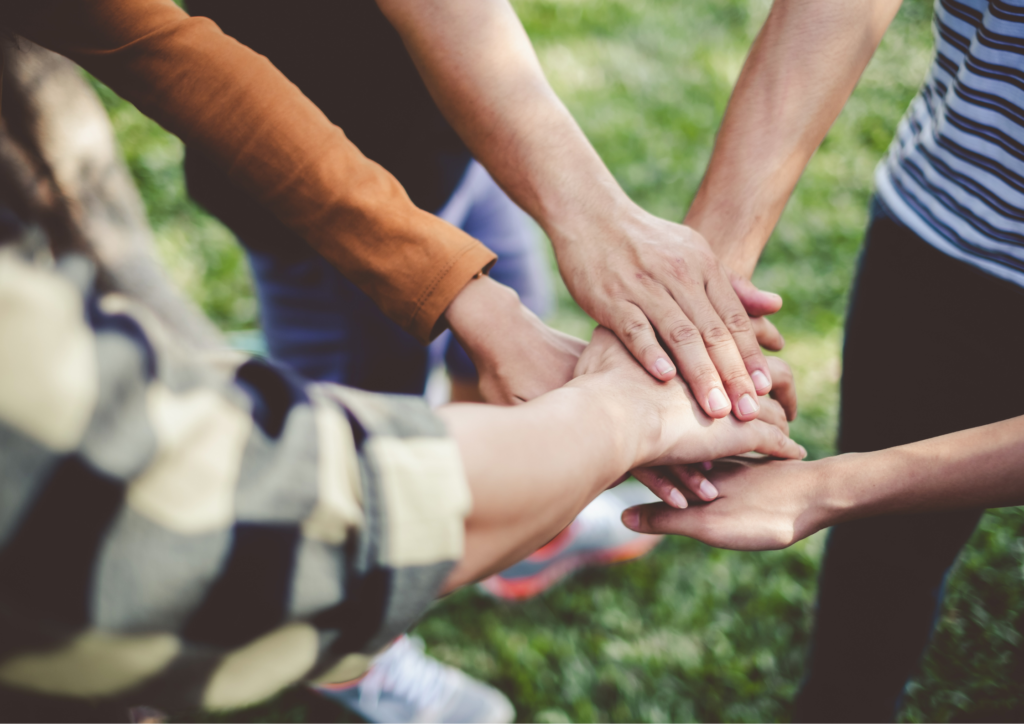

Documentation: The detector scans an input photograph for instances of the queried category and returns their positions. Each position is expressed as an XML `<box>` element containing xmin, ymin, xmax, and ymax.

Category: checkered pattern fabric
<box><xmin>0</xmin><ymin>246</ymin><xmax>470</xmax><ymax>711</ymax></box>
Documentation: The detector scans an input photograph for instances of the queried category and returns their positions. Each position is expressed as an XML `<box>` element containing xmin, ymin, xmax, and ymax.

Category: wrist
<box><xmin>545</xmin><ymin>190</ymin><xmax>642</xmax><ymax>256</ymax></box>
<box><xmin>564</xmin><ymin>370</ymin><xmax>655</xmax><ymax>472</ymax></box>
<box><xmin>684</xmin><ymin>187</ymin><xmax>763</xmax><ymax>279</ymax></box>
<box><xmin>444</xmin><ymin>275</ymin><xmax>522</xmax><ymax>351</ymax></box>
<box><xmin>813</xmin><ymin>452</ymin><xmax>878</xmax><ymax>528</ymax></box>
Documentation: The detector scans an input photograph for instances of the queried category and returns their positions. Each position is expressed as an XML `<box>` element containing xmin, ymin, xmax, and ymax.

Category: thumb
<box><xmin>730</xmin><ymin>275</ymin><xmax>783</xmax><ymax>317</ymax></box>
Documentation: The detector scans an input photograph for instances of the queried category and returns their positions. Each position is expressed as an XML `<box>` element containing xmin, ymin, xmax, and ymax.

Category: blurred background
<box><xmin>85</xmin><ymin>0</ymin><xmax>1024</xmax><ymax>720</ymax></box>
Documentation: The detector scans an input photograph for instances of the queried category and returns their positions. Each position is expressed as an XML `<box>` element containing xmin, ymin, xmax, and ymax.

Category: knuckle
<box><xmin>699</xmin><ymin>321</ymin><xmax>733</xmax><ymax>347</ymax></box>
<box><xmin>722</xmin><ymin>310</ymin><xmax>754</xmax><ymax>335</ymax></box>
<box><xmin>667</xmin><ymin>321</ymin><xmax>703</xmax><ymax>347</ymax></box>
<box><xmin>689</xmin><ymin>366</ymin><xmax>721</xmax><ymax>390</ymax></box>
<box><xmin>621</xmin><ymin>317</ymin><xmax>652</xmax><ymax>345</ymax></box>
<box><xmin>667</xmin><ymin>265</ymin><xmax>696</xmax><ymax>288</ymax></box>
<box><xmin>633</xmin><ymin>270</ymin><xmax>660</xmax><ymax>289</ymax></box>
<box><xmin>722</xmin><ymin>368</ymin><xmax>753</xmax><ymax>389</ymax></box>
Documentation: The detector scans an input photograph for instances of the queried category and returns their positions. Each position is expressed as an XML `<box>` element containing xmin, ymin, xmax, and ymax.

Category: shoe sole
<box><xmin>478</xmin><ymin>534</ymin><xmax>662</xmax><ymax>601</ymax></box>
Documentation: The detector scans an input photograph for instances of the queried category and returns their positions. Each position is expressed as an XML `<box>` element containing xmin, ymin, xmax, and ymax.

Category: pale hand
<box><xmin>571</xmin><ymin>327</ymin><xmax>806</xmax><ymax>477</ymax></box>
<box><xmin>632</xmin><ymin>354</ymin><xmax>800</xmax><ymax>508</ymax></box>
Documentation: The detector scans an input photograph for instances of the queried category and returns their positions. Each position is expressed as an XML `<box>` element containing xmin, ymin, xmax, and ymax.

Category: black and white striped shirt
<box><xmin>876</xmin><ymin>0</ymin><xmax>1024</xmax><ymax>286</ymax></box>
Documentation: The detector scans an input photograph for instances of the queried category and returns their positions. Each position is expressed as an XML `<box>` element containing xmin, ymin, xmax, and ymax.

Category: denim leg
<box><xmin>247</xmin><ymin>246</ymin><xmax>428</xmax><ymax>394</ymax></box>
<box><xmin>795</xmin><ymin>199</ymin><xmax>1024</xmax><ymax>722</ymax></box>
<box><xmin>433</xmin><ymin>161</ymin><xmax>553</xmax><ymax>381</ymax></box>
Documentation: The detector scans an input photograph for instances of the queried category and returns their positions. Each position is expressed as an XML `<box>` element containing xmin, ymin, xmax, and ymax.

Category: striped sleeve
<box><xmin>875</xmin><ymin>0</ymin><xmax>1024</xmax><ymax>287</ymax></box>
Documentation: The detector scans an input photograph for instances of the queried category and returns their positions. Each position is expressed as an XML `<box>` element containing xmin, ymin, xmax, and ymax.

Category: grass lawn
<box><xmin>92</xmin><ymin>0</ymin><xmax>1024</xmax><ymax>720</ymax></box>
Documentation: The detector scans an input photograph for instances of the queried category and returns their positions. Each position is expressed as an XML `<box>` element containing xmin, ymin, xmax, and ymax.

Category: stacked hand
<box><xmin>630</xmin><ymin>352</ymin><xmax>799</xmax><ymax>508</ymax></box>
<box><xmin>555</xmin><ymin>208</ymin><xmax>785</xmax><ymax>420</ymax></box>
<box><xmin>569</xmin><ymin>327</ymin><xmax>805</xmax><ymax>479</ymax></box>
<box><xmin>621</xmin><ymin>457</ymin><xmax>830</xmax><ymax>551</ymax></box>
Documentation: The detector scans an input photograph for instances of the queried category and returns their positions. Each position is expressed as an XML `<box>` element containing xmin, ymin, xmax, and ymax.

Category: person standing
<box><xmin>660</xmin><ymin>0</ymin><xmax>1024</xmax><ymax>719</ymax></box>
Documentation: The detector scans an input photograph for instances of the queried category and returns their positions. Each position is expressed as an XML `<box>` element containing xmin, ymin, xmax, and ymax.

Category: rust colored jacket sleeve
<box><xmin>5</xmin><ymin>0</ymin><xmax>496</xmax><ymax>342</ymax></box>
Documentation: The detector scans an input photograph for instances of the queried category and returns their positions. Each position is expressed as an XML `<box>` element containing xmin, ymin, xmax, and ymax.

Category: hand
<box><xmin>623</xmin><ymin>457</ymin><xmax>833</xmax><ymax>550</ymax></box>
<box><xmin>571</xmin><ymin>327</ymin><xmax>806</xmax><ymax>472</ymax></box>
<box><xmin>728</xmin><ymin>272</ymin><xmax>785</xmax><ymax>352</ymax></box>
<box><xmin>632</xmin><ymin>354</ymin><xmax>799</xmax><ymax>507</ymax></box>
<box><xmin>554</xmin><ymin>206</ymin><xmax>776</xmax><ymax>421</ymax></box>
<box><xmin>445</xmin><ymin>275</ymin><xmax>586</xmax><ymax>404</ymax></box>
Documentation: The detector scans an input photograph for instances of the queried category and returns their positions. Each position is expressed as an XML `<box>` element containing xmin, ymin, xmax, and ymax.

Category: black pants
<box><xmin>794</xmin><ymin>199</ymin><xmax>1024</xmax><ymax>722</ymax></box>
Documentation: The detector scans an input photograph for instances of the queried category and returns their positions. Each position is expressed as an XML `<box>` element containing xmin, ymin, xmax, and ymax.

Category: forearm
<box><xmin>685</xmin><ymin>0</ymin><xmax>900</xmax><ymax>277</ymax></box>
<box><xmin>824</xmin><ymin>416</ymin><xmax>1024</xmax><ymax>523</ymax></box>
<box><xmin>377</xmin><ymin>0</ymin><xmax>636</xmax><ymax>245</ymax></box>
<box><xmin>439</xmin><ymin>379</ymin><xmax>638</xmax><ymax>590</ymax></box>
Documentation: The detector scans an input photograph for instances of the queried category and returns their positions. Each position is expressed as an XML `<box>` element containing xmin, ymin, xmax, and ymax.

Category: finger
<box><xmin>745</xmin><ymin>419</ymin><xmax>807</xmax><ymax>460</ymax></box>
<box><xmin>730</xmin><ymin>275</ymin><xmax>783</xmax><ymax>318</ymax></box>
<box><xmin>755</xmin><ymin>396</ymin><xmax>790</xmax><ymax>436</ymax></box>
<box><xmin>707</xmin><ymin>271</ymin><xmax>774</xmax><ymax>401</ymax></box>
<box><xmin>622</xmin><ymin>502</ymin><xmax>706</xmax><ymax>537</ymax></box>
<box><xmin>751</xmin><ymin>315</ymin><xmax>785</xmax><ymax>351</ymax></box>
<box><xmin>766</xmin><ymin>356</ymin><xmax>798</xmax><ymax>421</ymax></box>
<box><xmin>643</xmin><ymin>294</ymin><xmax>732</xmax><ymax>418</ymax></box>
<box><xmin>610</xmin><ymin>303</ymin><xmax>677</xmax><ymax>382</ymax></box>
<box><xmin>632</xmin><ymin>467</ymin><xmax>689</xmax><ymax>509</ymax></box>
<box><xmin>672</xmin><ymin>464</ymin><xmax>719</xmax><ymax>502</ymax></box>
<box><xmin>684</xmin><ymin>276</ymin><xmax>764</xmax><ymax>419</ymax></box>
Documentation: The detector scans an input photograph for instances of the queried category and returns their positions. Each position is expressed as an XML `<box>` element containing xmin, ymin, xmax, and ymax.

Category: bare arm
<box><xmin>685</xmin><ymin>0</ymin><xmax>903</xmax><ymax>278</ymax></box>
<box><xmin>378</xmin><ymin>0</ymin><xmax>779</xmax><ymax>421</ymax></box>
<box><xmin>623</xmin><ymin>416</ymin><xmax>1024</xmax><ymax>550</ymax></box>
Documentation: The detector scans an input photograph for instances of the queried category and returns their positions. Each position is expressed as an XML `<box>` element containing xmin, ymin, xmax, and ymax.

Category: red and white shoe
<box><xmin>478</xmin><ymin>483</ymin><xmax>662</xmax><ymax>601</ymax></box>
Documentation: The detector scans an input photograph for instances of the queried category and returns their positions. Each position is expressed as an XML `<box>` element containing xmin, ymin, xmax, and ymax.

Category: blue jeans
<box><xmin>246</xmin><ymin>160</ymin><xmax>552</xmax><ymax>393</ymax></box>
<box><xmin>793</xmin><ymin>198</ymin><xmax>1024</xmax><ymax>721</ymax></box>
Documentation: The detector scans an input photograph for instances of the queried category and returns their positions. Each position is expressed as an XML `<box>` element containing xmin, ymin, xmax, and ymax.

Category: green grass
<box><xmin>92</xmin><ymin>0</ymin><xmax>1024</xmax><ymax>720</ymax></box>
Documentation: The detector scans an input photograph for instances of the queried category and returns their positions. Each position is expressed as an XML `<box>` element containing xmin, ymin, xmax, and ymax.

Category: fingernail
<box><xmin>669</xmin><ymin>488</ymin><xmax>688</xmax><ymax>509</ymax></box>
<box><xmin>654</xmin><ymin>358</ymin><xmax>674</xmax><ymax>376</ymax></box>
<box><xmin>699</xmin><ymin>479</ymin><xmax>718</xmax><ymax>500</ymax></box>
<box><xmin>701</xmin><ymin>460</ymin><xmax>713</xmax><ymax>471</ymax></box>
<box><xmin>799</xmin><ymin>445</ymin><xmax>808</xmax><ymax>459</ymax></box>
<box><xmin>767</xmin><ymin>292</ymin><xmax>783</xmax><ymax>305</ymax></box>
<box><xmin>622</xmin><ymin>508</ymin><xmax>640</xmax><ymax>529</ymax></box>
<box><xmin>738</xmin><ymin>394</ymin><xmax>759</xmax><ymax>416</ymax></box>
<box><xmin>751</xmin><ymin>370</ymin><xmax>770</xmax><ymax>392</ymax></box>
<box><xmin>708</xmin><ymin>387</ymin><xmax>730</xmax><ymax>412</ymax></box>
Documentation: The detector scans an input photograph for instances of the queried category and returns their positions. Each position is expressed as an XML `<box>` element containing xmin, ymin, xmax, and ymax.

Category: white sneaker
<box><xmin>315</xmin><ymin>635</ymin><xmax>515</xmax><ymax>723</ymax></box>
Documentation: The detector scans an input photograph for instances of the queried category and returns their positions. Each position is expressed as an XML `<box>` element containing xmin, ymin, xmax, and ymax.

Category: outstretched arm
<box><xmin>685</xmin><ymin>0</ymin><xmax>903</xmax><ymax>279</ymax></box>
<box><xmin>377</xmin><ymin>0</ymin><xmax>779</xmax><ymax>422</ymax></box>
<box><xmin>623</xmin><ymin>416</ymin><xmax>1024</xmax><ymax>551</ymax></box>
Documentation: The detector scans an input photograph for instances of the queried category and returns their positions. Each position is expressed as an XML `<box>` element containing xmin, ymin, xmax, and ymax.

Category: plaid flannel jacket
<box><xmin>0</xmin><ymin>246</ymin><xmax>470</xmax><ymax>711</ymax></box>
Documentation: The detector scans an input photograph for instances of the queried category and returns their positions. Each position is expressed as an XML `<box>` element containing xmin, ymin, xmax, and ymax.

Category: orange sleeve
<box><xmin>6</xmin><ymin>0</ymin><xmax>496</xmax><ymax>343</ymax></box>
